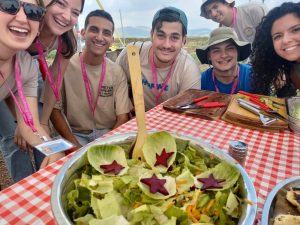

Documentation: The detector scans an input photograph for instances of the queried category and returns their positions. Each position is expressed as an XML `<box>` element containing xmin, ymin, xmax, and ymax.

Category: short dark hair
<box><xmin>84</xmin><ymin>10</ymin><xmax>114</xmax><ymax>32</ymax></box>
<box><xmin>152</xmin><ymin>7</ymin><xmax>187</xmax><ymax>36</ymax></box>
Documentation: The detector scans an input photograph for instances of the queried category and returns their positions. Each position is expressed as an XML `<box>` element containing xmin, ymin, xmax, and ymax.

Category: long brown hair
<box><xmin>46</xmin><ymin>0</ymin><xmax>85</xmax><ymax>58</ymax></box>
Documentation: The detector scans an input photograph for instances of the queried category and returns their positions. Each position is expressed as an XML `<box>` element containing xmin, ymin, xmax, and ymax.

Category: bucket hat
<box><xmin>200</xmin><ymin>0</ymin><xmax>235</xmax><ymax>19</ymax></box>
<box><xmin>196</xmin><ymin>27</ymin><xmax>251</xmax><ymax>64</ymax></box>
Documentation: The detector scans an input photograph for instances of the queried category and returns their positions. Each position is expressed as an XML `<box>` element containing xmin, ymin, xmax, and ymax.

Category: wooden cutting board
<box><xmin>222</xmin><ymin>94</ymin><xmax>288</xmax><ymax>132</ymax></box>
<box><xmin>163</xmin><ymin>89</ymin><xmax>232</xmax><ymax>120</ymax></box>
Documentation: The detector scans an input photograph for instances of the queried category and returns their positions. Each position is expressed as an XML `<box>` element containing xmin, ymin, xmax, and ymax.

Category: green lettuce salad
<box><xmin>66</xmin><ymin>131</ymin><xmax>245</xmax><ymax>225</ymax></box>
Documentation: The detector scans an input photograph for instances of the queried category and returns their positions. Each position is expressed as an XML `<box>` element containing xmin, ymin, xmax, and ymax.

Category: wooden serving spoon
<box><xmin>127</xmin><ymin>45</ymin><xmax>147</xmax><ymax>160</ymax></box>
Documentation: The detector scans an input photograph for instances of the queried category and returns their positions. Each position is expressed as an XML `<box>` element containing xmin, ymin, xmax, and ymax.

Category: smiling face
<box><xmin>151</xmin><ymin>21</ymin><xmax>185</xmax><ymax>68</ymax></box>
<box><xmin>82</xmin><ymin>16</ymin><xmax>114</xmax><ymax>58</ymax></box>
<box><xmin>205</xmin><ymin>1</ymin><xmax>232</xmax><ymax>25</ymax></box>
<box><xmin>208</xmin><ymin>40</ymin><xmax>238</xmax><ymax>73</ymax></box>
<box><xmin>271</xmin><ymin>13</ymin><xmax>300</xmax><ymax>63</ymax></box>
<box><xmin>44</xmin><ymin>0</ymin><xmax>82</xmax><ymax>36</ymax></box>
<box><xmin>0</xmin><ymin>0</ymin><xmax>41</xmax><ymax>52</ymax></box>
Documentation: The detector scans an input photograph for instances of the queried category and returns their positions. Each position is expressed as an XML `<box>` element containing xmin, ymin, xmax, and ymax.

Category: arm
<box><xmin>15</xmin><ymin>96</ymin><xmax>65</xmax><ymax>168</ymax></box>
<box><xmin>112</xmin><ymin>113</ymin><xmax>129</xmax><ymax>129</ymax></box>
<box><xmin>15</xmin><ymin>96</ymin><xmax>50</xmax><ymax>146</ymax></box>
<box><xmin>50</xmin><ymin>108</ymin><xmax>82</xmax><ymax>148</ymax></box>
<box><xmin>40</xmin><ymin>56</ymin><xmax>70</xmax><ymax>125</ymax></box>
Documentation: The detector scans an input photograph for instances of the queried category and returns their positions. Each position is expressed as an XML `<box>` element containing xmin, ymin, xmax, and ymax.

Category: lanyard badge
<box><xmin>34</xmin><ymin>138</ymin><xmax>74</xmax><ymax>156</ymax></box>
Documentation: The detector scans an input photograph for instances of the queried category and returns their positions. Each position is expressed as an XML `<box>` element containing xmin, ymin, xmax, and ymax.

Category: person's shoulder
<box><xmin>68</xmin><ymin>52</ymin><xmax>80</xmax><ymax>66</ymax></box>
<box><xmin>239</xmin><ymin>64</ymin><xmax>253</xmax><ymax>77</ymax></box>
<box><xmin>17</xmin><ymin>51</ymin><xmax>36</xmax><ymax>68</ymax></box>
<box><xmin>178</xmin><ymin>48</ymin><xmax>197</xmax><ymax>65</ymax></box>
<box><xmin>240</xmin><ymin>63</ymin><xmax>251</xmax><ymax>69</ymax></box>
<box><xmin>201</xmin><ymin>67</ymin><xmax>213</xmax><ymax>77</ymax></box>
<box><xmin>238</xmin><ymin>3</ymin><xmax>267</xmax><ymax>13</ymax></box>
<box><xmin>106</xmin><ymin>57</ymin><xmax>125</xmax><ymax>75</ymax></box>
<box><xmin>18</xmin><ymin>50</ymin><xmax>33</xmax><ymax>61</ymax></box>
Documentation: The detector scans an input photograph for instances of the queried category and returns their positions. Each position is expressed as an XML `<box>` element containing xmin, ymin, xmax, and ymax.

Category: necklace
<box><xmin>39</xmin><ymin>37</ymin><xmax>56</xmax><ymax>55</ymax></box>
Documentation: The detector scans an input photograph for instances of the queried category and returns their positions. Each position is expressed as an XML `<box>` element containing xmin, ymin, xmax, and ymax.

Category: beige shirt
<box><xmin>0</xmin><ymin>51</ymin><xmax>38</xmax><ymax>100</ymax></box>
<box><xmin>231</xmin><ymin>3</ymin><xmax>267</xmax><ymax>43</ymax></box>
<box><xmin>116</xmin><ymin>41</ymin><xmax>200</xmax><ymax>111</ymax></box>
<box><xmin>58</xmin><ymin>53</ymin><xmax>132</xmax><ymax>131</ymax></box>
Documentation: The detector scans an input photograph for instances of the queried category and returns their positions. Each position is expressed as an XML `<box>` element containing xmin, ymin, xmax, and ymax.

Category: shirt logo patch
<box><xmin>142</xmin><ymin>79</ymin><xmax>169</xmax><ymax>91</ymax></box>
<box><xmin>100</xmin><ymin>86</ymin><xmax>113</xmax><ymax>97</ymax></box>
<box><xmin>244</xmin><ymin>27</ymin><xmax>254</xmax><ymax>37</ymax></box>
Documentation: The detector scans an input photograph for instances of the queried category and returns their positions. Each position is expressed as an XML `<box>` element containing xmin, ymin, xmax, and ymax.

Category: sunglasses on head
<box><xmin>0</xmin><ymin>0</ymin><xmax>46</xmax><ymax>22</ymax></box>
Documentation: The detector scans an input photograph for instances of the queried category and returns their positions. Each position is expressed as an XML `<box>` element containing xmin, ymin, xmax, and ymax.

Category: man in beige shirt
<box><xmin>116</xmin><ymin>7</ymin><xmax>200</xmax><ymax>111</ymax></box>
<box><xmin>50</xmin><ymin>10</ymin><xmax>132</xmax><ymax>147</ymax></box>
<box><xmin>200</xmin><ymin>0</ymin><xmax>267</xmax><ymax>43</ymax></box>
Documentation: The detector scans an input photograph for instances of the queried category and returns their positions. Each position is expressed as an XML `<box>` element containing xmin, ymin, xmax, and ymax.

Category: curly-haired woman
<box><xmin>251</xmin><ymin>2</ymin><xmax>300</xmax><ymax>97</ymax></box>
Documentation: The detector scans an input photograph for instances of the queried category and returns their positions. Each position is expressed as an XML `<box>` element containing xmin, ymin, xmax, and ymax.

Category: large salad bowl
<box><xmin>51</xmin><ymin>131</ymin><xmax>257</xmax><ymax>225</ymax></box>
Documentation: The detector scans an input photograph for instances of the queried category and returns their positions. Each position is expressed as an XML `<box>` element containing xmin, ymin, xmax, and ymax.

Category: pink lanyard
<box><xmin>231</xmin><ymin>7</ymin><xmax>237</xmax><ymax>28</ymax></box>
<box><xmin>0</xmin><ymin>56</ymin><xmax>37</xmax><ymax>133</ymax></box>
<box><xmin>212</xmin><ymin>66</ymin><xmax>240</xmax><ymax>94</ymax></box>
<box><xmin>150</xmin><ymin>52</ymin><xmax>175</xmax><ymax>105</ymax></box>
<box><xmin>79</xmin><ymin>53</ymin><xmax>106</xmax><ymax>115</ymax></box>
<box><xmin>35</xmin><ymin>37</ymin><xmax>63</xmax><ymax>102</ymax></box>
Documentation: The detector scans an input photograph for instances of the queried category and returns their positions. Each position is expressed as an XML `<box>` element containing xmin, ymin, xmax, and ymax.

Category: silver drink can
<box><xmin>228</xmin><ymin>140</ymin><xmax>248</xmax><ymax>167</ymax></box>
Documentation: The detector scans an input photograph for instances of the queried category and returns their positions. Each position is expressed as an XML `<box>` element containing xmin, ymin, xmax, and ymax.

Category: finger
<box><xmin>21</xmin><ymin>138</ymin><xmax>27</xmax><ymax>150</ymax></box>
<box><xmin>40</xmin><ymin>157</ymin><xmax>49</xmax><ymax>169</ymax></box>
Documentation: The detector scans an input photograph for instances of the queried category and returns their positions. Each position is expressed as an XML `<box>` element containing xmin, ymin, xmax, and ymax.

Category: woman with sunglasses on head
<box><xmin>0</xmin><ymin>0</ymin><xmax>64</xmax><ymax>182</ymax></box>
<box><xmin>0</xmin><ymin>0</ymin><xmax>85</xmax><ymax>183</ymax></box>
<box><xmin>251</xmin><ymin>2</ymin><xmax>300</xmax><ymax>97</ymax></box>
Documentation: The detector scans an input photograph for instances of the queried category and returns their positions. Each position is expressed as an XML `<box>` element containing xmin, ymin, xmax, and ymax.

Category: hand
<box><xmin>14</xmin><ymin>125</ymin><xmax>31</xmax><ymax>150</ymax></box>
<box><xmin>39</xmin><ymin>152</ymin><xmax>65</xmax><ymax>169</ymax></box>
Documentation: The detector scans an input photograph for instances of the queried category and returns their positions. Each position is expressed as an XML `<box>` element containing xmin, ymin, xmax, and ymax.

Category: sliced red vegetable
<box><xmin>100</xmin><ymin>160</ymin><xmax>124</xmax><ymax>175</ymax></box>
<box><xmin>141</xmin><ymin>174</ymin><xmax>169</xmax><ymax>195</ymax></box>
<box><xmin>197</xmin><ymin>174</ymin><xmax>225</xmax><ymax>190</ymax></box>
<box><xmin>154</xmin><ymin>148</ymin><xmax>174</xmax><ymax>167</ymax></box>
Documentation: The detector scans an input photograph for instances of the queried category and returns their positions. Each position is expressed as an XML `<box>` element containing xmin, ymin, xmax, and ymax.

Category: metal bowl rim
<box><xmin>261</xmin><ymin>176</ymin><xmax>300</xmax><ymax>225</ymax></box>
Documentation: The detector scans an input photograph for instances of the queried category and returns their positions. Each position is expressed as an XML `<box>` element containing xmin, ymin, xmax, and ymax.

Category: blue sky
<box><xmin>78</xmin><ymin>0</ymin><xmax>299</xmax><ymax>31</ymax></box>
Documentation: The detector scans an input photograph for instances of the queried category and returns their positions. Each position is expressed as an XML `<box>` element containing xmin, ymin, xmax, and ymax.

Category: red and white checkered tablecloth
<box><xmin>0</xmin><ymin>105</ymin><xmax>299</xmax><ymax>225</ymax></box>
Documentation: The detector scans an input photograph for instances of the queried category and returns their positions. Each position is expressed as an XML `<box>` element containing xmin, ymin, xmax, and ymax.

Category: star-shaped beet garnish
<box><xmin>100</xmin><ymin>160</ymin><xmax>124</xmax><ymax>175</ymax></box>
<box><xmin>141</xmin><ymin>174</ymin><xmax>169</xmax><ymax>195</ymax></box>
<box><xmin>197</xmin><ymin>174</ymin><xmax>225</xmax><ymax>190</ymax></box>
<box><xmin>154</xmin><ymin>148</ymin><xmax>174</xmax><ymax>167</ymax></box>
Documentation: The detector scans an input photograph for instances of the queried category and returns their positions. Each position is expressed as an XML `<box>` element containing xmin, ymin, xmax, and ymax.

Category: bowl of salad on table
<box><xmin>51</xmin><ymin>131</ymin><xmax>257</xmax><ymax>225</ymax></box>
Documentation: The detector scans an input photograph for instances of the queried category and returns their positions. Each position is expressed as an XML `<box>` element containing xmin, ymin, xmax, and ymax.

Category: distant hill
<box><xmin>116</xmin><ymin>26</ymin><xmax>211</xmax><ymax>38</ymax></box>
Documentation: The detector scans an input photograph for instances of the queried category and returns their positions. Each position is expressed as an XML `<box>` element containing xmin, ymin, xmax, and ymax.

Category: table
<box><xmin>0</xmin><ymin>105</ymin><xmax>299</xmax><ymax>225</ymax></box>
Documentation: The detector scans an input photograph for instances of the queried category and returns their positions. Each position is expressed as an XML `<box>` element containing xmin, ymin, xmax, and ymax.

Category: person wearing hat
<box><xmin>196</xmin><ymin>27</ymin><xmax>252</xmax><ymax>94</ymax></box>
<box><xmin>116</xmin><ymin>6</ymin><xmax>200</xmax><ymax>111</ymax></box>
<box><xmin>200</xmin><ymin>0</ymin><xmax>267</xmax><ymax>43</ymax></box>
